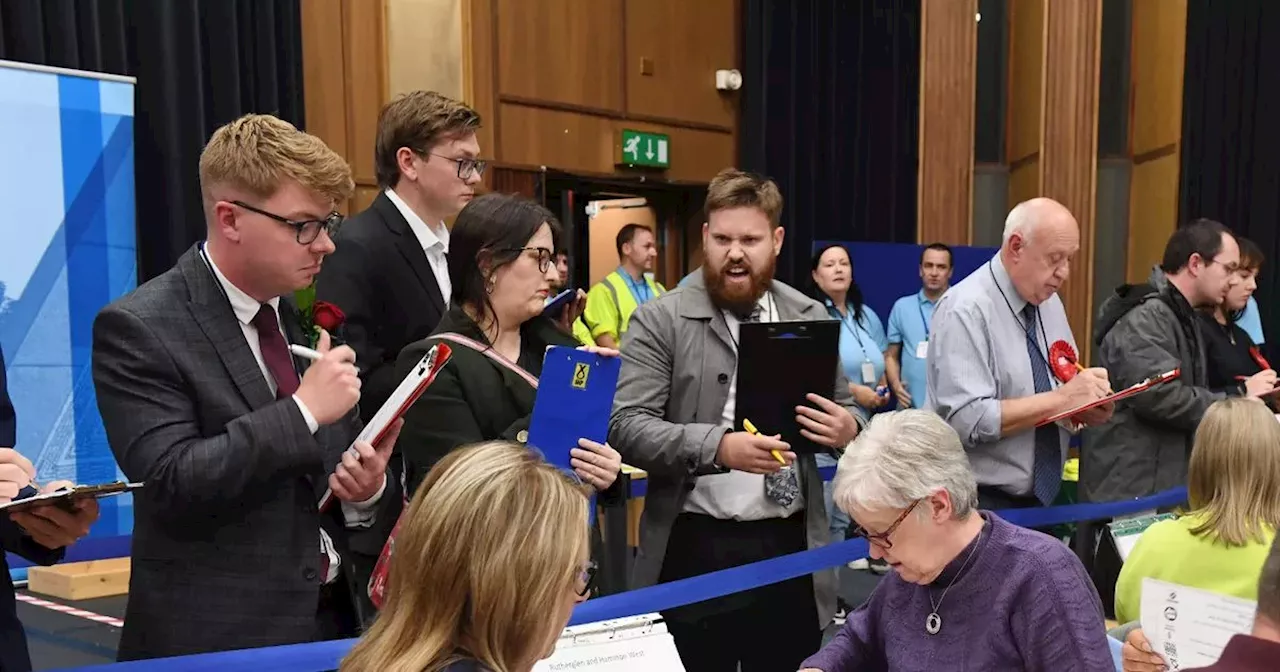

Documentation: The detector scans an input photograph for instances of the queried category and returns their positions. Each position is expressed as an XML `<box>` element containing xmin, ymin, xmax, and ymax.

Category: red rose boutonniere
<box><xmin>293</xmin><ymin>284</ymin><xmax>346</xmax><ymax>348</ymax></box>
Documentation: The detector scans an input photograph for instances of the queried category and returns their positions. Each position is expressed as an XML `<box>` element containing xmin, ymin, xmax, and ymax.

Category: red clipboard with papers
<box><xmin>317</xmin><ymin>342</ymin><xmax>453</xmax><ymax>513</ymax></box>
<box><xmin>1036</xmin><ymin>368</ymin><xmax>1181</xmax><ymax>427</ymax></box>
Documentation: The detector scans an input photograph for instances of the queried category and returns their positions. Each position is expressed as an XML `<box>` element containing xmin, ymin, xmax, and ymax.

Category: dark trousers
<box><xmin>658</xmin><ymin>512</ymin><xmax>820</xmax><ymax>672</ymax></box>
<box><xmin>977</xmin><ymin>485</ymin><xmax>1042</xmax><ymax>511</ymax></box>
<box><xmin>315</xmin><ymin>577</ymin><xmax>360</xmax><ymax>642</ymax></box>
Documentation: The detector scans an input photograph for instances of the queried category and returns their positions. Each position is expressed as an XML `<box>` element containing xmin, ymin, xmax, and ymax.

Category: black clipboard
<box><xmin>734</xmin><ymin>320</ymin><xmax>841</xmax><ymax>454</ymax></box>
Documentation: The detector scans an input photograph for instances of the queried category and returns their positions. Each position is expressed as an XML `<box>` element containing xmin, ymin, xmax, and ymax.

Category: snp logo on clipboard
<box><xmin>572</xmin><ymin>362</ymin><xmax>591</xmax><ymax>389</ymax></box>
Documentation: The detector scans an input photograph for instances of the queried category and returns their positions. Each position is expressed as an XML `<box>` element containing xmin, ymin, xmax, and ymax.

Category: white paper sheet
<box><xmin>1140</xmin><ymin>578</ymin><xmax>1256</xmax><ymax>669</ymax></box>
<box><xmin>533</xmin><ymin>614</ymin><xmax>686</xmax><ymax>672</ymax></box>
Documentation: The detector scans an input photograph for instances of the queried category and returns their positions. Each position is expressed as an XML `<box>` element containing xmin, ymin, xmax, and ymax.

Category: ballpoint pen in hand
<box><xmin>743</xmin><ymin>418</ymin><xmax>786</xmax><ymax>465</ymax></box>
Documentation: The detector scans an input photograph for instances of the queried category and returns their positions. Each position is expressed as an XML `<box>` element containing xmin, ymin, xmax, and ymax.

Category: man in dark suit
<box><xmin>315</xmin><ymin>91</ymin><xmax>483</xmax><ymax>425</ymax></box>
<box><xmin>1</xmin><ymin>347</ymin><xmax>99</xmax><ymax>672</ymax></box>
<box><xmin>92</xmin><ymin>114</ymin><xmax>402</xmax><ymax>660</ymax></box>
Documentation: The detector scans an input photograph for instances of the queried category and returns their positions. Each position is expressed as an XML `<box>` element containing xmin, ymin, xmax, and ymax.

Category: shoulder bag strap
<box><xmin>433</xmin><ymin>332</ymin><xmax>540</xmax><ymax>390</ymax></box>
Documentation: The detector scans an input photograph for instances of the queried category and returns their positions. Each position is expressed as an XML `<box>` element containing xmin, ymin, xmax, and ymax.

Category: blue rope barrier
<box><xmin>63</xmin><ymin>486</ymin><xmax>1188</xmax><ymax>672</ymax></box>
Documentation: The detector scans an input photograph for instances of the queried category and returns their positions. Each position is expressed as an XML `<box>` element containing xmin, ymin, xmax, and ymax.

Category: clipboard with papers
<box><xmin>533</xmin><ymin>613</ymin><xmax>686</xmax><ymax>671</ymax></box>
<box><xmin>0</xmin><ymin>481</ymin><xmax>144</xmax><ymax>514</ymax></box>
<box><xmin>317</xmin><ymin>343</ymin><xmax>453</xmax><ymax>512</ymax></box>
<box><xmin>527</xmin><ymin>346</ymin><xmax>621</xmax><ymax>472</ymax></box>
<box><xmin>734</xmin><ymin>320</ymin><xmax>841</xmax><ymax>454</ymax></box>
<box><xmin>1036</xmin><ymin>368</ymin><xmax>1180</xmax><ymax>427</ymax></box>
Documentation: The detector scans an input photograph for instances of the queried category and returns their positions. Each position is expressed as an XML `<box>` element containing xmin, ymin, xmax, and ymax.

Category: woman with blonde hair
<box><xmin>341</xmin><ymin>441</ymin><xmax>594</xmax><ymax>672</ymax></box>
<box><xmin>1119</xmin><ymin>397</ymin><xmax>1280</xmax><ymax>671</ymax></box>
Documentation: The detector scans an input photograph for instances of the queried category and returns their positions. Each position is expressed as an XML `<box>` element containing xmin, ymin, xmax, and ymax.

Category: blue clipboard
<box><xmin>527</xmin><ymin>346</ymin><xmax>621</xmax><ymax>473</ymax></box>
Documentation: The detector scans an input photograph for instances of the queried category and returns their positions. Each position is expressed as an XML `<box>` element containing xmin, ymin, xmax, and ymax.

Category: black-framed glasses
<box><xmin>232</xmin><ymin>200</ymin><xmax>343</xmax><ymax>245</ymax></box>
<box><xmin>428</xmin><ymin>152</ymin><xmax>487</xmax><ymax>180</ymax></box>
<box><xmin>577</xmin><ymin>560</ymin><xmax>599</xmax><ymax>597</ymax></box>
<box><xmin>505</xmin><ymin>246</ymin><xmax>554</xmax><ymax>273</ymax></box>
<box><xmin>848</xmin><ymin>498</ymin><xmax>922</xmax><ymax>550</ymax></box>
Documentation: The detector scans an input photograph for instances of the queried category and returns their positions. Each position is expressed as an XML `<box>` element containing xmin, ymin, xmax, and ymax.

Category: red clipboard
<box><xmin>1037</xmin><ymin>368</ymin><xmax>1181</xmax><ymax>427</ymax></box>
<box><xmin>317</xmin><ymin>342</ymin><xmax>453</xmax><ymax>512</ymax></box>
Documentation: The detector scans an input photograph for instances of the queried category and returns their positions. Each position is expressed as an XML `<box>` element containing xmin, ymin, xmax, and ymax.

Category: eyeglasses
<box><xmin>428</xmin><ymin>153</ymin><xmax>487</xmax><ymax>180</ymax></box>
<box><xmin>848</xmin><ymin>499</ymin><xmax>921</xmax><ymax>550</ymax></box>
<box><xmin>577</xmin><ymin>560</ymin><xmax>598</xmax><ymax>597</ymax></box>
<box><xmin>505</xmin><ymin>247</ymin><xmax>554</xmax><ymax>273</ymax></box>
<box><xmin>232</xmin><ymin>201</ymin><xmax>343</xmax><ymax>245</ymax></box>
<box><xmin>1207</xmin><ymin>257</ymin><xmax>1242</xmax><ymax>274</ymax></box>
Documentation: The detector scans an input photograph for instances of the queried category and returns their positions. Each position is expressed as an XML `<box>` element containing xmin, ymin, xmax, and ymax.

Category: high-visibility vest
<box><xmin>584</xmin><ymin>270</ymin><xmax>665</xmax><ymax>340</ymax></box>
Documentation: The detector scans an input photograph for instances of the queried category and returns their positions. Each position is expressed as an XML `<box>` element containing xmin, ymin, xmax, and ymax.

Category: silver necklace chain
<box><xmin>925</xmin><ymin>532</ymin><xmax>983</xmax><ymax>635</ymax></box>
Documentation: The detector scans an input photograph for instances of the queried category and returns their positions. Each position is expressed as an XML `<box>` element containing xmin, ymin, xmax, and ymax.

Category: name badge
<box><xmin>861</xmin><ymin>360</ymin><xmax>876</xmax><ymax>384</ymax></box>
<box><xmin>916</xmin><ymin>340</ymin><xmax>929</xmax><ymax>359</ymax></box>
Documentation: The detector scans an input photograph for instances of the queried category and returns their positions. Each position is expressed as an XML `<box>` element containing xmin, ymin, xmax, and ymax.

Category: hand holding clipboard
<box><xmin>1037</xmin><ymin>369</ymin><xmax>1180</xmax><ymax>427</ymax></box>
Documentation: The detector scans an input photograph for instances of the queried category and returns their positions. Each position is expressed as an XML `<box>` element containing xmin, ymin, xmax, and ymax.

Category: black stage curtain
<box><xmin>740</xmin><ymin>0</ymin><xmax>920</xmax><ymax>286</ymax></box>
<box><xmin>0</xmin><ymin>0</ymin><xmax>305</xmax><ymax>283</ymax></box>
<box><xmin>1179</xmin><ymin>0</ymin><xmax>1280</xmax><ymax>356</ymax></box>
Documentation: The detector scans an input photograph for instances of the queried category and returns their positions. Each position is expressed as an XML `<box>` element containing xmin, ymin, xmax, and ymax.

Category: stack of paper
<box><xmin>1140</xmin><ymin>578</ymin><xmax>1256</xmax><ymax>668</ymax></box>
<box><xmin>533</xmin><ymin>614</ymin><xmax>685</xmax><ymax>672</ymax></box>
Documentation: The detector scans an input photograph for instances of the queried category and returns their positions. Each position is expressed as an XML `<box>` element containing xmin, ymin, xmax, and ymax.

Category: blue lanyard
<box><xmin>917</xmin><ymin>298</ymin><xmax>931</xmax><ymax>337</ymax></box>
<box><xmin>623</xmin><ymin>272</ymin><xmax>651</xmax><ymax>304</ymax></box>
<box><xmin>840</xmin><ymin>312</ymin><xmax>872</xmax><ymax>361</ymax></box>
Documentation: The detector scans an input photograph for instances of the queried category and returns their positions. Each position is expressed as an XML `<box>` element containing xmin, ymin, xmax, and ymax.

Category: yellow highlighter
<box><xmin>743</xmin><ymin>418</ymin><xmax>787</xmax><ymax>465</ymax></box>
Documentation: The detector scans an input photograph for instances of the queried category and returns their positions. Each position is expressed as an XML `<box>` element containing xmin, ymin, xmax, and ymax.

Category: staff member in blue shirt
<box><xmin>885</xmin><ymin>243</ymin><xmax>954</xmax><ymax>409</ymax></box>
<box><xmin>810</xmin><ymin>244</ymin><xmax>887</xmax><ymax>555</ymax></box>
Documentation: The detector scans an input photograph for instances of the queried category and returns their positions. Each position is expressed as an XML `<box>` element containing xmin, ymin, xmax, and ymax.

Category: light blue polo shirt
<box><xmin>887</xmin><ymin>290</ymin><xmax>938</xmax><ymax>409</ymax></box>
<box><xmin>826</xmin><ymin>300</ymin><xmax>888</xmax><ymax>410</ymax></box>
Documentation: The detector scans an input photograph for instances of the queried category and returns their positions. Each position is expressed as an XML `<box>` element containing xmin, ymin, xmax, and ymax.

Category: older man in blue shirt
<box><xmin>886</xmin><ymin>243</ymin><xmax>954</xmax><ymax>409</ymax></box>
<box><xmin>926</xmin><ymin>198</ymin><xmax>1114</xmax><ymax>510</ymax></box>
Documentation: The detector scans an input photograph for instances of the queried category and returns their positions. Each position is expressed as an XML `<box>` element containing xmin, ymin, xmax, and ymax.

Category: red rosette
<box><xmin>1049</xmin><ymin>340</ymin><xmax>1079</xmax><ymax>383</ymax></box>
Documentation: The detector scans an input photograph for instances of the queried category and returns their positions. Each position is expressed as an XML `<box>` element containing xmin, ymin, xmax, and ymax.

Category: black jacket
<box><xmin>315</xmin><ymin>192</ymin><xmax>449</xmax><ymax>424</ymax></box>
<box><xmin>0</xmin><ymin>348</ymin><xmax>63</xmax><ymax>672</ymax></box>
<box><xmin>394</xmin><ymin>307</ymin><xmax>622</xmax><ymax>504</ymax></box>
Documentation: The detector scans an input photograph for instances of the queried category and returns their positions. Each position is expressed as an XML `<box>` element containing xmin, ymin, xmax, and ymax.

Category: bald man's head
<box><xmin>1001</xmin><ymin>198</ymin><xmax>1080</xmax><ymax>305</ymax></box>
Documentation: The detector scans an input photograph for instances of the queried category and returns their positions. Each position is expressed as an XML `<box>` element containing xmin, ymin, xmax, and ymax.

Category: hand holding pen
<box><xmin>714</xmin><ymin>419</ymin><xmax>793</xmax><ymax>475</ymax></box>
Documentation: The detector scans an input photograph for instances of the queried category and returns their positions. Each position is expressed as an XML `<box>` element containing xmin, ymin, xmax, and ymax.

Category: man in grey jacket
<box><xmin>609</xmin><ymin>168</ymin><xmax>862</xmax><ymax>672</ymax></box>
<box><xmin>1082</xmin><ymin>218</ymin><xmax>1274</xmax><ymax>504</ymax></box>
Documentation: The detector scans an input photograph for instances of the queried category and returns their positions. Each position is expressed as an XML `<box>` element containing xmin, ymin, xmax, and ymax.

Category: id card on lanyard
<box><xmin>841</xmin><ymin>312</ymin><xmax>877</xmax><ymax>384</ymax></box>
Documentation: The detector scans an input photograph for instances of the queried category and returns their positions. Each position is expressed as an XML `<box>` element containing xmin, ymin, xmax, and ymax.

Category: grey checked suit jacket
<box><xmin>608</xmin><ymin>274</ymin><xmax>864</xmax><ymax>630</ymax></box>
<box><xmin>92</xmin><ymin>245</ymin><xmax>400</xmax><ymax>660</ymax></box>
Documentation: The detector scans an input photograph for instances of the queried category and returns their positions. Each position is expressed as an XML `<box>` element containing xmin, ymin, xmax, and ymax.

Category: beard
<box><xmin>704</xmin><ymin>256</ymin><xmax>775</xmax><ymax>316</ymax></box>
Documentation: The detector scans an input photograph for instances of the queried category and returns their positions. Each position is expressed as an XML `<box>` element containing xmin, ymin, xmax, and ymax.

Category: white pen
<box><xmin>288</xmin><ymin>344</ymin><xmax>324</xmax><ymax>361</ymax></box>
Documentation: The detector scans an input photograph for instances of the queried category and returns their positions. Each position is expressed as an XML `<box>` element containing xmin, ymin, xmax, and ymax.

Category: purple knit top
<box><xmin>801</xmin><ymin>513</ymin><xmax>1113</xmax><ymax>671</ymax></box>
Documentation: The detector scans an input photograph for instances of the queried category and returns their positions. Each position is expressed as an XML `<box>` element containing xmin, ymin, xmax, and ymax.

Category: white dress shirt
<box><xmin>384</xmin><ymin>188</ymin><xmax>451</xmax><ymax>305</ymax></box>
<box><xmin>201</xmin><ymin>245</ymin><xmax>384</xmax><ymax>584</ymax></box>
<box><xmin>683</xmin><ymin>292</ymin><xmax>806</xmax><ymax>520</ymax></box>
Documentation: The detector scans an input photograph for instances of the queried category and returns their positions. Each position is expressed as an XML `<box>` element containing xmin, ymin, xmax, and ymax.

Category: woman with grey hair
<box><xmin>800</xmin><ymin>410</ymin><xmax>1113</xmax><ymax>671</ymax></box>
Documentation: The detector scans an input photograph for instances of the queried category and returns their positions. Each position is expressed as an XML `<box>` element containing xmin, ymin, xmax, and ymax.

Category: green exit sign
<box><xmin>617</xmin><ymin>129</ymin><xmax>670</xmax><ymax>169</ymax></box>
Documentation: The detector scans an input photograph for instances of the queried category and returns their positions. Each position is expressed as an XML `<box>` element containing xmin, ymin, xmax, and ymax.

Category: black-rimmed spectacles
<box><xmin>428</xmin><ymin>153</ymin><xmax>487</xmax><ymax>180</ymax></box>
<box><xmin>232</xmin><ymin>200</ymin><xmax>343</xmax><ymax>245</ymax></box>
<box><xmin>505</xmin><ymin>247</ymin><xmax>554</xmax><ymax>273</ymax></box>
<box><xmin>848</xmin><ymin>499</ymin><xmax>922</xmax><ymax>550</ymax></box>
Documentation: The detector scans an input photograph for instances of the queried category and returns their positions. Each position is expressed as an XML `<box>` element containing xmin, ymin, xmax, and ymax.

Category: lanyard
<box><xmin>987</xmin><ymin>262</ymin><xmax>1052</xmax><ymax>371</ymax></box>
<box><xmin>839</xmin><ymin>311</ymin><xmax>872</xmax><ymax>361</ymax></box>
<box><xmin>623</xmin><ymin>272</ymin><xmax>652</xmax><ymax>304</ymax></box>
<box><xmin>723</xmin><ymin>292</ymin><xmax>776</xmax><ymax>353</ymax></box>
<box><xmin>917</xmin><ymin>298</ymin><xmax>931</xmax><ymax>337</ymax></box>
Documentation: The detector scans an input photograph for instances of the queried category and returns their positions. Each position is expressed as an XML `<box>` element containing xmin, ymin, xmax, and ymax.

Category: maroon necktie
<box><xmin>251</xmin><ymin>304</ymin><xmax>299</xmax><ymax>399</ymax></box>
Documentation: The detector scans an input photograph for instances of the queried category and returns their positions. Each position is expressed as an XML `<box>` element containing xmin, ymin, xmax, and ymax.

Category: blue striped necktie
<box><xmin>1022</xmin><ymin>304</ymin><xmax>1061</xmax><ymax>506</ymax></box>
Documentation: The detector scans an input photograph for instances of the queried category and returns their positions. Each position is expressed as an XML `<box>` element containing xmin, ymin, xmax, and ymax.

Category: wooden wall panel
<box><xmin>1006</xmin><ymin>0</ymin><xmax>1044</xmax><ymax>186</ymax></box>
<box><xmin>387</xmin><ymin>0</ymin><xmax>464</xmax><ymax>100</ymax></box>
<box><xmin>1127</xmin><ymin>0</ymin><xmax>1186</xmax><ymax>282</ymax></box>
<box><xmin>495</xmin><ymin>0</ymin><xmax>625</xmax><ymax>112</ymax></box>
<box><xmin>918</xmin><ymin>0</ymin><xmax>977</xmax><ymax>246</ymax></box>
<box><xmin>498</xmin><ymin>104</ymin><xmax>734</xmax><ymax>183</ymax></box>
<box><xmin>301</xmin><ymin>0</ymin><xmax>349</xmax><ymax>160</ymax></box>
<box><xmin>462</xmin><ymin>0</ymin><xmax>497</xmax><ymax>156</ymax></box>
<box><xmin>623</xmin><ymin>0</ymin><xmax>737</xmax><ymax>130</ymax></box>
<box><xmin>1041</xmin><ymin>0</ymin><xmax>1102</xmax><ymax>358</ymax></box>
<box><xmin>341</xmin><ymin>0</ymin><xmax>388</xmax><ymax>189</ymax></box>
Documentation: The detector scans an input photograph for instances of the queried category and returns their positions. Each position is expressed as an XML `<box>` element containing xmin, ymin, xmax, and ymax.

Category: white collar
<box><xmin>385</xmin><ymin>188</ymin><xmax>449</xmax><ymax>251</ymax></box>
<box><xmin>203</xmin><ymin>244</ymin><xmax>280</xmax><ymax>326</ymax></box>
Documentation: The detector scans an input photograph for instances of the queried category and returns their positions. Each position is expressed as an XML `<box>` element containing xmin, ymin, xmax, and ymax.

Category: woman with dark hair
<box><xmin>394</xmin><ymin>193</ymin><xmax>622</xmax><ymax>497</ymax></box>
<box><xmin>1199</xmin><ymin>237</ymin><xmax>1276</xmax><ymax>399</ymax></box>
<box><xmin>810</xmin><ymin>245</ymin><xmax>889</xmax><ymax>412</ymax></box>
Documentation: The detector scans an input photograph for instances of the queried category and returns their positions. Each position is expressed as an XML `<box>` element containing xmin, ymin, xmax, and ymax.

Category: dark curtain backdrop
<box><xmin>1179</xmin><ymin>0</ymin><xmax>1280</xmax><ymax>354</ymax></box>
<box><xmin>0</xmin><ymin>0</ymin><xmax>305</xmax><ymax>282</ymax></box>
<box><xmin>740</xmin><ymin>0</ymin><xmax>920</xmax><ymax>286</ymax></box>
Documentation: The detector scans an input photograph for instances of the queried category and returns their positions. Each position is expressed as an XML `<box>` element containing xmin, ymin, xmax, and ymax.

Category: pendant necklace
<box><xmin>925</xmin><ymin>534</ymin><xmax>982</xmax><ymax>635</ymax></box>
